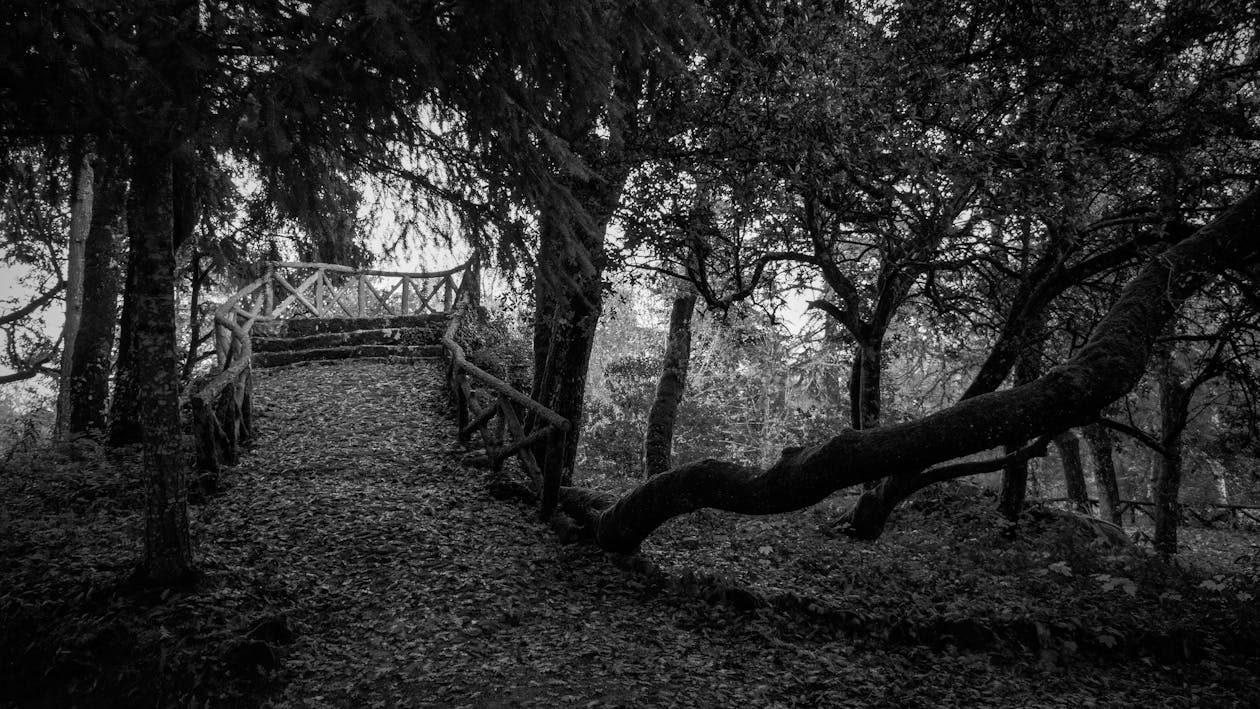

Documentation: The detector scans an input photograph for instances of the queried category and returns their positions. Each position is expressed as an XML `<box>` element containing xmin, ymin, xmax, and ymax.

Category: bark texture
<box><xmin>998</xmin><ymin>335</ymin><xmax>1043</xmax><ymax>520</ymax></box>
<box><xmin>108</xmin><ymin>217</ymin><xmax>143</xmax><ymax>445</ymax></box>
<box><xmin>529</xmin><ymin>168</ymin><xmax>624</xmax><ymax>516</ymax></box>
<box><xmin>130</xmin><ymin>145</ymin><xmax>196</xmax><ymax>583</ymax></box>
<box><xmin>1055</xmin><ymin>431</ymin><xmax>1091</xmax><ymax>514</ymax></box>
<box><xmin>643</xmin><ymin>283</ymin><xmax>698</xmax><ymax>477</ymax></box>
<box><xmin>55</xmin><ymin>148</ymin><xmax>93</xmax><ymax>437</ymax></box>
<box><xmin>68</xmin><ymin>152</ymin><xmax>125</xmax><ymax>436</ymax></box>
<box><xmin>1083</xmin><ymin>422</ymin><xmax>1123</xmax><ymax>525</ymax></box>
<box><xmin>1153</xmin><ymin>343</ymin><xmax>1190</xmax><ymax>555</ymax></box>
<box><xmin>561</xmin><ymin>188</ymin><xmax>1260</xmax><ymax>554</ymax></box>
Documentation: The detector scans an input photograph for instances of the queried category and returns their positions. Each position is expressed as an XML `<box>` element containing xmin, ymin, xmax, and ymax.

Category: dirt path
<box><xmin>178</xmin><ymin>360</ymin><xmax>1250</xmax><ymax>708</ymax></box>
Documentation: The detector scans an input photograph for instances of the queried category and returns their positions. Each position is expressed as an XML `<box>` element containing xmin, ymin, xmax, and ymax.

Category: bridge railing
<box><xmin>191</xmin><ymin>259</ymin><xmax>478</xmax><ymax>476</ymax></box>
<box><xmin>440</xmin><ymin>293</ymin><xmax>571</xmax><ymax>518</ymax></box>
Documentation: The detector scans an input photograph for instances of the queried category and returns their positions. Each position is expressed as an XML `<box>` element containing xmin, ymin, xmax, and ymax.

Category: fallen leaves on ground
<box><xmin>2</xmin><ymin>359</ymin><xmax>1259</xmax><ymax>707</ymax></box>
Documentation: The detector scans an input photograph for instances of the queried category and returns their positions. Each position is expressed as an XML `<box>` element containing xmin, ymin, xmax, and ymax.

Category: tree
<box><xmin>1082</xmin><ymin>421</ymin><xmax>1124</xmax><ymax>525</ymax></box>
<box><xmin>67</xmin><ymin>144</ymin><xmax>125</xmax><ymax>437</ymax></box>
<box><xmin>53</xmin><ymin>145</ymin><xmax>92</xmax><ymax>438</ymax></box>
<box><xmin>643</xmin><ymin>279</ymin><xmax>698</xmax><ymax>477</ymax></box>
<box><xmin>822</xmin><ymin>0</ymin><xmax>1260</xmax><ymax>536</ymax></box>
<box><xmin>561</xmin><ymin>187</ymin><xmax>1260</xmax><ymax>553</ymax></box>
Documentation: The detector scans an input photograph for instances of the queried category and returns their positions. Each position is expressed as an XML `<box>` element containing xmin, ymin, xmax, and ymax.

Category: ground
<box><xmin>2</xmin><ymin>359</ymin><xmax>1259</xmax><ymax>707</ymax></box>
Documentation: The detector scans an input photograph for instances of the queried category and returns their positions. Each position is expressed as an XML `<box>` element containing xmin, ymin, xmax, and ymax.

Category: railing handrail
<box><xmin>264</xmin><ymin>259</ymin><xmax>474</xmax><ymax>280</ymax></box>
<box><xmin>441</xmin><ymin>304</ymin><xmax>570</xmax><ymax>431</ymax></box>
<box><xmin>439</xmin><ymin>279</ymin><xmax>571</xmax><ymax>516</ymax></box>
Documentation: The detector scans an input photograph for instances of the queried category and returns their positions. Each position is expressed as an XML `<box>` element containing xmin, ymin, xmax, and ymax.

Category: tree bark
<box><xmin>1153</xmin><ymin>342</ymin><xmax>1189</xmax><ymax>555</ymax></box>
<box><xmin>1083</xmin><ymin>422</ymin><xmax>1123</xmax><ymax>525</ymax></box>
<box><xmin>643</xmin><ymin>281</ymin><xmax>697</xmax><ymax>477</ymax></box>
<box><xmin>1055</xmin><ymin>431</ymin><xmax>1091</xmax><ymax>514</ymax></box>
<box><xmin>847</xmin><ymin>336</ymin><xmax>884</xmax><ymax>431</ymax></box>
<box><xmin>129</xmin><ymin>144</ymin><xmax>196</xmax><ymax>583</ymax></box>
<box><xmin>108</xmin><ymin>188</ymin><xmax>145</xmax><ymax>445</ymax></box>
<box><xmin>529</xmin><ymin>170</ymin><xmax>624</xmax><ymax>516</ymax></box>
<box><xmin>560</xmin><ymin>187</ymin><xmax>1260</xmax><ymax>554</ymax></box>
<box><xmin>180</xmin><ymin>247</ymin><xmax>209</xmax><ymax>384</ymax></box>
<box><xmin>998</xmin><ymin>337</ymin><xmax>1043</xmax><ymax>520</ymax></box>
<box><xmin>55</xmin><ymin>147</ymin><xmax>93</xmax><ymax>438</ymax></box>
<box><xmin>68</xmin><ymin>151</ymin><xmax>125</xmax><ymax>436</ymax></box>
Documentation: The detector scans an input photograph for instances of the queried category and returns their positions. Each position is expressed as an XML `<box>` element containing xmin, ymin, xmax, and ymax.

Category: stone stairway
<box><xmin>250</xmin><ymin>313</ymin><xmax>450</xmax><ymax>368</ymax></box>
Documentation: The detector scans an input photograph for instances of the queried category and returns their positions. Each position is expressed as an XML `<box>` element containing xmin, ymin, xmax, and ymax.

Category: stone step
<box><xmin>251</xmin><ymin>313</ymin><xmax>450</xmax><ymax>339</ymax></box>
<box><xmin>253</xmin><ymin>344</ymin><xmax>445</xmax><ymax>368</ymax></box>
<box><xmin>253</xmin><ymin>327</ymin><xmax>421</xmax><ymax>353</ymax></box>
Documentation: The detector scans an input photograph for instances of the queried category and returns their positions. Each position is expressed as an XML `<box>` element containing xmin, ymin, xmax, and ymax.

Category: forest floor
<box><xmin>3</xmin><ymin>359</ymin><xmax>1260</xmax><ymax>708</ymax></box>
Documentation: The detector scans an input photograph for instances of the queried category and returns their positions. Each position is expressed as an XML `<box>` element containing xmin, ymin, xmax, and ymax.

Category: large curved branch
<box><xmin>577</xmin><ymin>187</ymin><xmax>1260</xmax><ymax>554</ymax></box>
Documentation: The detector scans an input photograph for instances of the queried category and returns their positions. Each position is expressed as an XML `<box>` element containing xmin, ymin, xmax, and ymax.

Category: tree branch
<box><xmin>908</xmin><ymin>433</ymin><xmax>1055</xmax><ymax>496</ymax></box>
<box><xmin>0</xmin><ymin>281</ymin><xmax>66</xmax><ymax>326</ymax></box>
<box><xmin>1094</xmin><ymin>417</ymin><xmax>1166</xmax><ymax>456</ymax></box>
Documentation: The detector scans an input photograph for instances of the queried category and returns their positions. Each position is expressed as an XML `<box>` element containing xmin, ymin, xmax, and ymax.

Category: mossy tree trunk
<box><xmin>529</xmin><ymin>166</ymin><xmax>625</xmax><ymax>516</ymax></box>
<box><xmin>68</xmin><ymin>148</ymin><xmax>125</xmax><ymax>437</ymax></box>
<box><xmin>1153</xmin><ymin>342</ymin><xmax>1190</xmax><ymax>555</ymax></box>
<box><xmin>130</xmin><ymin>143</ymin><xmax>197</xmax><ymax>584</ymax></box>
<box><xmin>55</xmin><ymin>145</ymin><xmax>93</xmax><ymax>438</ymax></box>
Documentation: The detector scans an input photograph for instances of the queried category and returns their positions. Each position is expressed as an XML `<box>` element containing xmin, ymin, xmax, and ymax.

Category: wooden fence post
<box><xmin>263</xmin><ymin>264</ymin><xmax>274</xmax><ymax>316</ymax></box>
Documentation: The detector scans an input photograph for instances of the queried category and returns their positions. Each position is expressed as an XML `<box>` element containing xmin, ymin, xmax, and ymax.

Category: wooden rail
<box><xmin>1039</xmin><ymin>497</ymin><xmax>1260</xmax><ymax>526</ymax></box>
<box><xmin>440</xmin><ymin>295</ymin><xmax>571</xmax><ymax>518</ymax></box>
<box><xmin>191</xmin><ymin>260</ymin><xmax>477</xmax><ymax>475</ymax></box>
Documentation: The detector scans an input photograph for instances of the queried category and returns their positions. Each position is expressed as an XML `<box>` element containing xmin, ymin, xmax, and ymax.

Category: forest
<box><xmin>2</xmin><ymin>0</ymin><xmax>1260</xmax><ymax>706</ymax></box>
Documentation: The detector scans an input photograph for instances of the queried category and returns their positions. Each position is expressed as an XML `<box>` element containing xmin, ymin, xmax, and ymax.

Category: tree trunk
<box><xmin>998</xmin><ymin>339</ymin><xmax>1042</xmax><ymax>520</ymax></box>
<box><xmin>108</xmin><ymin>194</ymin><xmax>144</xmax><ymax>445</ymax></box>
<box><xmin>180</xmin><ymin>247</ymin><xmax>208</xmax><ymax>384</ymax></box>
<box><xmin>68</xmin><ymin>152</ymin><xmax>125</xmax><ymax>436</ymax></box>
<box><xmin>851</xmin><ymin>337</ymin><xmax>883</xmax><ymax>430</ymax></box>
<box><xmin>559</xmin><ymin>187</ymin><xmax>1260</xmax><ymax>554</ymax></box>
<box><xmin>1055</xmin><ymin>431</ymin><xmax>1091</xmax><ymax>514</ymax></box>
<box><xmin>55</xmin><ymin>148</ymin><xmax>93</xmax><ymax>438</ymax></box>
<box><xmin>529</xmin><ymin>171</ymin><xmax>623</xmax><ymax>516</ymax></box>
<box><xmin>129</xmin><ymin>144</ymin><xmax>196</xmax><ymax>583</ymax></box>
<box><xmin>1083</xmin><ymin>422</ymin><xmax>1123</xmax><ymax>525</ymax></box>
<box><xmin>643</xmin><ymin>282</ymin><xmax>697</xmax><ymax>477</ymax></box>
<box><xmin>1153</xmin><ymin>343</ymin><xmax>1189</xmax><ymax>556</ymax></box>
<box><xmin>998</xmin><ymin>447</ymin><xmax>1029</xmax><ymax>521</ymax></box>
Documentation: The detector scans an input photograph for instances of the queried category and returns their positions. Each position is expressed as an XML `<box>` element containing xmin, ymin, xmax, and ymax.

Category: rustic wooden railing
<box><xmin>441</xmin><ymin>298</ymin><xmax>572</xmax><ymax>518</ymax></box>
<box><xmin>190</xmin><ymin>259</ymin><xmax>477</xmax><ymax>476</ymax></box>
<box><xmin>1040</xmin><ymin>497</ymin><xmax>1260</xmax><ymax>527</ymax></box>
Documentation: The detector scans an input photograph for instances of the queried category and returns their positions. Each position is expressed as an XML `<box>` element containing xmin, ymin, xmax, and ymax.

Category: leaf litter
<box><xmin>2</xmin><ymin>358</ymin><xmax>1258</xmax><ymax>707</ymax></box>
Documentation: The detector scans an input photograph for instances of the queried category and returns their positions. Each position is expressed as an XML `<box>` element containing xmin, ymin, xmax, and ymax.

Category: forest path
<box><xmin>204</xmin><ymin>359</ymin><xmax>1253</xmax><ymax>708</ymax></box>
